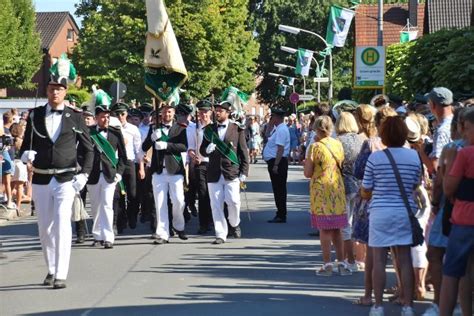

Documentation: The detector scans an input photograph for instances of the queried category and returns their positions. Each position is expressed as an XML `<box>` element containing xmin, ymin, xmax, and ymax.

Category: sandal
<box><xmin>353</xmin><ymin>296</ymin><xmax>373</xmax><ymax>306</ymax></box>
<box><xmin>316</xmin><ymin>263</ymin><xmax>333</xmax><ymax>276</ymax></box>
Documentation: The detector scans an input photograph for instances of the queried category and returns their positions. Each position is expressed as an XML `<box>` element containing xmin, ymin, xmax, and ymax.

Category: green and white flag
<box><xmin>326</xmin><ymin>5</ymin><xmax>355</xmax><ymax>48</ymax></box>
<box><xmin>221</xmin><ymin>86</ymin><xmax>249</xmax><ymax>116</ymax></box>
<box><xmin>295</xmin><ymin>48</ymin><xmax>313</xmax><ymax>76</ymax></box>
<box><xmin>400</xmin><ymin>31</ymin><xmax>418</xmax><ymax>43</ymax></box>
<box><xmin>144</xmin><ymin>0</ymin><xmax>187</xmax><ymax>103</ymax></box>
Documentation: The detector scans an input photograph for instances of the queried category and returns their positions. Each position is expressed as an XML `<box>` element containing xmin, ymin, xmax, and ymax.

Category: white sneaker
<box><xmin>422</xmin><ymin>303</ymin><xmax>439</xmax><ymax>316</ymax></box>
<box><xmin>369</xmin><ymin>305</ymin><xmax>384</xmax><ymax>316</ymax></box>
<box><xmin>401</xmin><ymin>306</ymin><xmax>415</xmax><ymax>316</ymax></box>
<box><xmin>453</xmin><ymin>304</ymin><xmax>462</xmax><ymax>316</ymax></box>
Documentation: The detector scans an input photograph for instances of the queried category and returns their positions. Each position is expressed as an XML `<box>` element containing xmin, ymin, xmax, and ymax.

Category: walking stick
<box><xmin>240</xmin><ymin>181</ymin><xmax>251</xmax><ymax>222</ymax></box>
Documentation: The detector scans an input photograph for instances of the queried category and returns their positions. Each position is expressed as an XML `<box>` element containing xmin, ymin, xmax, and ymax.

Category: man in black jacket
<box><xmin>142</xmin><ymin>103</ymin><xmax>188</xmax><ymax>244</ymax></box>
<box><xmin>200</xmin><ymin>101</ymin><xmax>250</xmax><ymax>244</ymax></box>
<box><xmin>87</xmin><ymin>103</ymin><xmax>127</xmax><ymax>249</ymax></box>
<box><xmin>20</xmin><ymin>78</ymin><xmax>94</xmax><ymax>289</ymax></box>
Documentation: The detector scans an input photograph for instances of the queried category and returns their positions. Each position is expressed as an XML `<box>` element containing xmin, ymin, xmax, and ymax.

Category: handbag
<box><xmin>383</xmin><ymin>149</ymin><xmax>424</xmax><ymax>247</ymax></box>
<box><xmin>71</xmin><ymin>193</ymin><xmax>88</xmax><ymax>222</ymax></box>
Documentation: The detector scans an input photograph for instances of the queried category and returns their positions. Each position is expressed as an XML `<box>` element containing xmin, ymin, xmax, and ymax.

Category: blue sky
<box><xmin>34</xmin><ymin>0</ymin><xmax>82</xmax><ymax>26</ymax></box>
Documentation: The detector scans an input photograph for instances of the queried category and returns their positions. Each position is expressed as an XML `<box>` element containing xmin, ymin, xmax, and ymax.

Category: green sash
<box><xmin>90</xmin><ymin>129</ymin><xmax>126</xmax><ymax>194</ymax></box>
<box><xmin>159</xmin><ymin>128</ymin><xmax>183</xmax><ymax>166</ymax></box>
<box><xmin>203</xmin><ymin>125</ymin><xmax>239</xmax><ymax>165</ymax></box>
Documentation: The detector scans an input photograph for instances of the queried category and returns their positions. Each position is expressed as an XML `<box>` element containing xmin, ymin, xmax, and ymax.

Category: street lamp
<box><xmin>280</xmin><ymin>45</ymin><xmax>323</xmax><ymax>102</ymax></box>
<box><xmin>278</xmin><ymin>24</ymin><xmax>333</xmax><ymax>103</ymax></box>
<box><xmin>274</xmin><ymin>62</ymin><xmax>295</xmax><ymax>70</ymax></box>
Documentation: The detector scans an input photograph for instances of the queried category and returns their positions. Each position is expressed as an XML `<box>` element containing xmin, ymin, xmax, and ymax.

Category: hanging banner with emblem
<box><xmin>353</xmin><ymin>46</ymin><xmax>386</xmax><ymax>89</ymax></box>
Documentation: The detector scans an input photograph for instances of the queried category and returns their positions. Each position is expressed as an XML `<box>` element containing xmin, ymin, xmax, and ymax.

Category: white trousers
<box><xmin>32</xmin><ymin>178</ymin><xmax>75</xmax><ymax>280</ymax></box>
<box><xmin>88</xmin><ymin>174</ymin><xmax>116</xmax><ymax>243</ymax></box>
<box><xmin>208</xmin><ymin>175</ymin><xmax>241</xmax><ymax>241</ymax></box>
<box><xmin>152</xmin><ymin>171</ymin><xmax>185</xmax><ymax>240</ymax></box>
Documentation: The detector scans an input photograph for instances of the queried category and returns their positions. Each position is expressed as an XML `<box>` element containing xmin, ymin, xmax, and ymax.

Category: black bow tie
<box><xmin>98</xmin><ymin>127</ymin><xmax>108</xmax><ymax>133</ymax></box>
<box><xmin>51</xmin><ymin>109</ymin><xmax>63</xmax><ymax>114</ymax></box>
<box><xmin>218</xmin><ymin>124</ymin><xmax>227</xmax><ymax>128</ymax></box>
<box><xmin>161</xmin><ymin>124</ymin><xmax>171</xmax><ymax>129</ymax></box>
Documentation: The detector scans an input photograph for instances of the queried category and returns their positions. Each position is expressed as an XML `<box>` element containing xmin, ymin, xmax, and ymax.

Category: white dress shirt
<box><xmin>188</xmin><ymin>121</ymin><xmax>210</xmax><ymax>163</ymax></box>
<box><xmin>263</xmin><ymin>122</ymin><xmax>290</xmax><ymax>161</ymax></box>
<box><xmin>217</xmin><ymin>119</ymin><xmax>229</xmax><ymax>141</ymax></box>
<box><xmin>45</xmin><ymin>104</ymin><xmax>65</xmax><ymax>142</ymax></box>
<box><xmin>121</xmin><ymin>122</ymin><xmax>143</xmax><ymax>162</ymax></box>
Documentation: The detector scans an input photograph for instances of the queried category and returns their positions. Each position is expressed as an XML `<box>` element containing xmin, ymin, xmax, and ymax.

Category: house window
<box><xmin>67</xmin><ymin>29</ymin><xmax>74</xmax><ymax>41</ymax></box>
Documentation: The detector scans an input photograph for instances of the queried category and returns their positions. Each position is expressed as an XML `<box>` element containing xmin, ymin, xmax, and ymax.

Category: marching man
<box><xmin>19</xmin><ymin>73</ymin><xmax>93</xmax><ymax>289</ymax></box>
<box><xmin>200</xmin><ymin>101</ymin><xmax>250</xmax><ymax>244</ymax></box>
<box><xmin>142</xmin><ymin>103</ymin><xmax>188</xmax><ymax>244</ymax></box>
<box><xmin>87</xmin><ymin>99</ymin><xmax>127</xmax><ymax>249</ymax></box>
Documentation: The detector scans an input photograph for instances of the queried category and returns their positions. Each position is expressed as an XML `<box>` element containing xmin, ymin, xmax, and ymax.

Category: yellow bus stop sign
<box><xmin>361</xmin><ymin>48</ymin><xmax>380</xmax><ymax>66</ymax></box>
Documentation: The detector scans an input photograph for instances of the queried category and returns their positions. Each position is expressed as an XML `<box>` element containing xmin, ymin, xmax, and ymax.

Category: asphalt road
<box><xmin>0</xmin><ymin>163</ymin><xmax>431</xmax><ymax>316</ymax></box>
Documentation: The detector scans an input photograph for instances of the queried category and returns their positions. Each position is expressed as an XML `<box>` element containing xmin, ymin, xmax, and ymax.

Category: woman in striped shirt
<box><xmin>362</xmin><ymin>116</ymin><xmax>422</xmax><ymax>316</ymax></box>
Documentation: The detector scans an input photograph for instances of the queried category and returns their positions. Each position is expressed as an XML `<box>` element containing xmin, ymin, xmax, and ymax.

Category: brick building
<box><xmin>6</xmin><ymin>12</ymin><xmax>80</xmax><ymax>98</ymax></box>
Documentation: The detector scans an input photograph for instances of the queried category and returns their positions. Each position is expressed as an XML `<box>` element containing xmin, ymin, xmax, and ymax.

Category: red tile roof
<box><xmin>355</xmin><ymin>4</ymin><xmax>425</xmax><ymax>46</ymax></box>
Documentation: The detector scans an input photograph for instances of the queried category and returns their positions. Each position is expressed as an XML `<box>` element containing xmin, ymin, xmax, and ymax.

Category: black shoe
<box><xmin>53</xmin><ymin>279</ymin><xmax>66</xmax><ymax>289</ymax></box>
<box><xmin>153</xmin><ymin>238</ymin><xmax>169</xmax><ymax>245</ymax></box>
<box><xmin>91</xmin><ymin>240</ymin><xmax>103</xmax><ymax>247</ymax></box>
<box><xmin>43</xmin><ymin>273</ymin><xmax>54</xmax><ymax>286</ymax></box>
<box><xmin>268</xmin><ymin>217</ymin><xmax>286</xmax><ymax>223</ymax></box>
<box><xmin>176</xmin><ymin>230</ymin><xmax>188</xmax><ymax>240</ymax></box>
<box><xmin>212</xmin><ymin>238</ymin><xmax>225</xmax><ymax>245</ymax></box>
<box><xmin>232</xmin><ymin>225</ymin><xmax>242</xmax><ymax>238</ymax></box>
<box><xmin>75</xmin><ymin>234</ymin><xmax>85</xmax><ymax>244</ymax></box>
<box><xmin>103</xmin><ymin>241</ymin><xmax>113</xmax><ymax>249</ymax></box>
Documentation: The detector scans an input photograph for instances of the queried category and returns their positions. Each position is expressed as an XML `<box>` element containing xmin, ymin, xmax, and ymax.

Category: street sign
<box><xmin>109</xmin><ymin>81</ymin><xmax>127</xmax><ymax>102</ymax></box>
<box><xmin>353</xmin><ymin>46</ymin><xmax>385</xmax><ymax>89</ymax></box>
<box><xmin>289</xmin><ymin>92</ymin><xmax>299</xmax><ymax>104</ymax></box>
<box><xmin>299</xmin><ymin>94</ymin><xmax>315</xmax><ymax>101</ymax></box>
<box><xmin>313</xmin><ymin>77</ymin><xmax>329</xmax><ymax>83</ymax></box>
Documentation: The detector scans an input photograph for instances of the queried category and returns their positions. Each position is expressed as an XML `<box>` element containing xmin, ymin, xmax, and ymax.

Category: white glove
<box><xmin>150</xmin><ymin>129</ymin><xmax>162</xmax><ymax>142</ymax></box>
<box><xmin>72</xmin><ymin>173</ymin><xmax>88</xmax><ymax>193</ymax></box>
<box><xmin>21</xmin><ymin>150</ymin><xmax>37</xmax><ymax>163</ymax></box>
<box><xmin>206</xmin><ymin>143</ymin><xmax>217</xmax><ymax>154</ymax></box>
<box><xmin>114</xmin><ymin>174</ymin><xmax>122</xmax><ymax>183</ymax></box>
<box><xmin>239</xmin><ymin>174</ymin><xmax>247</xmax><ymax>183</ymax></box>
<box><xmin>155</xmin><ymin>141</ymin><xmax>168</xmax><ymax>150</ymax></box>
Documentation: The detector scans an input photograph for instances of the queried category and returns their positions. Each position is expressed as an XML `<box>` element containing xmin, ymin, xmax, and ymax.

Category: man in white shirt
<box><xmin>263</xmin><ymin>107</ymin><xmax>290</xmax><ymax>223</ymax></box>
<box><xmin>111</xmin><ymin>103</ymin><xmax>145</xmax><ymax>231</ymax></box>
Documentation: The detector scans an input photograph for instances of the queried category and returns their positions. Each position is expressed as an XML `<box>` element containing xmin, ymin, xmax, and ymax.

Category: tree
<box><xmin>73</xmin><ymin>0</ymin><xmax>259</xmax><ymax>101</ymax></box>
<box><xmin>248</xmin><ymin>0</ymin><xmax>355</xmax><ymax>104</ymax></box>
<box><xmin>0</xmin><ymin>0</ymin><xmax>41</xmax><ymax>89</ymax></box>
<box><xmin>385</xmin><ymin>27</ymin><xmax>474</xmax><ymax>100</ymax></box>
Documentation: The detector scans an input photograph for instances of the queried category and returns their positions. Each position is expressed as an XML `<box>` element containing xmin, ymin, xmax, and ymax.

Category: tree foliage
<box><xmin>73</xmin><ymin>0</ymin><xmax>259</xmax><ymax>101</ymax></box>
<box><xmin>248</xmin><ymin>0</ymin><xmax>355</xmax><ymax>105</ymax></box>
<box><xmin>385</xmin><ymin>27</ymin><xmax>474</xmax><ymax>100</ymax></box>
<box><xmin>0</xmin><ymin>0</ymin><xmax>41</xmax><ymax>89</ymax></box>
